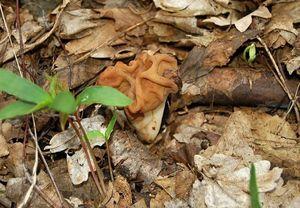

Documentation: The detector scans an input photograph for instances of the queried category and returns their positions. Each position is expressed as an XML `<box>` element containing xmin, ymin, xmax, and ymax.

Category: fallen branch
<box><xmin>171</xmin><ymin>67</ymin><xmax>299</xmax><ymax>111</ymax></box>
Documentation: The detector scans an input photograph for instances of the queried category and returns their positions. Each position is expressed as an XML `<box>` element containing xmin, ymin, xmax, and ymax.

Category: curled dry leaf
<box><xmin>204</xmin><ymin>6</ymin><xmax>271</xmax><ymax>32</ymax></box>
<box><xmin>264</xmin><ymin>1</ymin><xmax>300</xmax><ymax>48</ymax></box>
<box><xmin>59</xmin><ymin>9</ymin><xmax>103</xmax><ymax>39</ymax></box>
<box><xmin>180</xmin><ymin>29</ymin><xmax>259</xmax><ymax>83</ymax></box>
<box><xmin>186</xmin><ymin>108</ymin><xmax>300</xmax><ymax>207</ymax></box>
<box><xmin>67</xmin><ymin>148</ymin><xmax>94</xmax><ymax>185</ymax></box>
<box><xmin>65</xmin><ymin>20</ymin><xmax>117</xmax><ymax>55</ymax></box>
<box><xmin>11</xmin><ymin>9</ymin><xmax>43</xmax><ymax>44</ymax></box>
<box><xmin>153</xmin><ymin>0</ymin><xmax>229</xmax><ymax>16</ymax></box>
<box><xmin>194</xmin><ymin>155</ymin><xmax>283</xmax><ymax>207</ymax></box>
<box><xmin>286</xmin><ymin>56</ymin><xmax>300</xmax><ymax>75</ymax></box>
<box><xmin>188</xmin><ymin>108</ymin><xmax>300</xmax><ymax>207</ymax></box>
<box><xmin>95</xmin><ymin>8</ymin><xmax>147</xmax><ymax>34</ymax></box>
<box><xmin>97</xmin><ymin>52</ymin><xmax>179</xmax><ymax>142</ymax></box>
<box><xmin>154</xmin><ymin>11</ymin><xmax>203</xmax><ymax>35</ymax></box>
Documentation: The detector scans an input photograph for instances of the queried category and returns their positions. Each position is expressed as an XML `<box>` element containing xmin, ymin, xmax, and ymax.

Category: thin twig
<box><xmin>276</xmin><ymin>82</ymin><xmax>300</xmax><ymax>135</ymax></box>
<box><xmin>106</xmin><ymin>140</ymin><xmax>114</xmax><ymax>181</ymax></box>
<box><xmin>24</xmin><ymin>167</ymin><xmax>60</xmax><ymax>208</ymax></box>
<box><xmin>257</xmin><ymin>36</ymin><xmax>300</xmax><ymax>122</ymax></box>
<box><xmin>36</xmin><ymin>140</ymin><xmax>67</xmax><ymax>207</ymax></box>
<box><xmin>17</xmin><ymin>115</ymin><xmax>39</xmax><ymax>208</ymax></box>
<box><xmin>15</xmin><ymin>0</ymin><xmax>33</xmax><ymax>79</ymax></box>
<box><xmin>0</xmin><ymin>2</ymin><xmax>22</xmax><ymax>76</ymax></box>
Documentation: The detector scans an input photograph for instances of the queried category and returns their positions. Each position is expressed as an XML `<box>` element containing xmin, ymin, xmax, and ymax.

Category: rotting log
<box><xmin>171</xmin><ymin>67</ymin><xmax>299</xmax><ymax>110</ymax></box>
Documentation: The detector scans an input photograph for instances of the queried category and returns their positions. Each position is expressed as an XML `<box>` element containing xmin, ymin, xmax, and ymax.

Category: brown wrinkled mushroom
<box><xmin>96</xmin><ymin>52</ymin><xmax>179</xmax><ymax>142</ymax></box>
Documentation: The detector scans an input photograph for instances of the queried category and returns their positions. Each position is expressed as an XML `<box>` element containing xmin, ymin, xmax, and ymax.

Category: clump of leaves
<box><xmin>250</xmin><ymin>163</ymin><xmax>261</xmax><ymax>208</ymax></box>
<box><xmin>243</xmin><ymin>43</ymin><xmax>257</xmax><ymax>64</ymax></box>
<box><xmin>0</xmin><ymin>68</ymin><xmax>132</xmax><ymax>121</ymax></box>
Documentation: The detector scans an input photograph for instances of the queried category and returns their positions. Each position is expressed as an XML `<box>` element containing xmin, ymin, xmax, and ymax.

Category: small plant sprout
<box><xmin>243</xmin><ymin>43</ymin><xmax>257</xmax><ymax>64</ymax></box>
<box><xmin>0</xmin><ymin>68</ymin><xmax>132</xmax><ymax>201</ymax></box>
<box><xmin>250</xmin><ymin>163</ymin><xmax>261</xmax><ymax>208</ymax></box>
<box><xmin>86</xmin><ymin>111</ymin><xmax>117</xmax><ymax>181</ymax></box>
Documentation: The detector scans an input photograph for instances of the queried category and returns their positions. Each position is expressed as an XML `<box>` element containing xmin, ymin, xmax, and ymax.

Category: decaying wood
<box><xmin>172</xmin><ymin>67</ymin><xmax>299</xmax><ymax>110</ymax></box>
<box><xmin>109</xmin><ymin>130</ymin><xmax>162</xmax><ymax>184</ymax></box>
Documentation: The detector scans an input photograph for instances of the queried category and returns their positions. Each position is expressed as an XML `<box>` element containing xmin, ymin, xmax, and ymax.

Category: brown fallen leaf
<box><xmin>204</xmin><ymin>6</ymin><xmax>271</xmax><ymax>32</ymax></box>
<box><xmin>265</xmin><ymin>1</ymin><xmax>300</xmax><ymax>48</ymax></box>
<box><xmin>65</xmin><ymin>20</ymin><xmax>117</xmax><ymax>55</ymax></box>
<box><xmin>6</xmin><ymin>143</ymin><xmax>24</xmax><ymax>177</ymax></box>
<box><xmin>180</xmin><ymin>29</ymin><xmax>259</xmax><ymax>82</ymax></box>
<box><xmin>175</xmin><ymin>170</ymin><xmax>196</xmax><ymax>199</ymax></box>
<box><xmin>50</xmin><ymin>159</ymin><xmax>99</xmax><ymax>204</ymax></box>
<box><xmin>153</xmin><ymin>0</ymin><xmax>230</xmax><ymax>16</ymax></box>
<box><xmin>96</xmin><ymin>7</ymin><xmax>147</xmax><ymax>35</ymax></box>
<box><xmin>150</xmin><ymin>188</ymin><xmax>172</xmax><ymax>208</ymax></box>
<box><xmin>59</xmin><ymin>9</ymin><xmax>103</xmax><ymax>39</ymax></box>
<box><xmin>0</xmin><ymin>134</ymin><xmax>9</xmax><ymax>157</ymax></box>
<box><xmin>112</xmin><ymin>175</ymin><xmax>132</xmax><ymax>207</ymax></box>
<box><xmin>6</xmin><ymin>170</ymin><xmax>68</xmax><ymax>208</ymax></box>
<box><xmin>202</xmin><ymin>109</ymin><xmax>300</xmax><ymax>177</ymax></box>
<box><xmin>11</xmin><ymin>9</ymin><xmax>43</xmax><ymax>44</ymax></box>
<box><xmin>54</xmin><ymin>54</ymin><xmax>111</xmax><ymax>89</ymax></box>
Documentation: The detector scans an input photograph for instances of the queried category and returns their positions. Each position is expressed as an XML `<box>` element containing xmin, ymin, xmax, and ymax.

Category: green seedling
<box><xmin>86</xmin><ymin>111</ymin><xmax>117</xmax><ymax>142</ymax></box>
<box><xmin>0</xmin><ymin>68</ymin><xmax>132</xmax><ymax>120</ymax></box>
<box><xmin>243</xmin><ymin>43</ymin><xmax>257</xmax><ymax>64</ymax></box>
<box><xmin>0</xmin><ymin>68</ymin><xmax>132</xmax><ymax>199</ymax></box>
<box><xmin>250</xmin><ymin>163</ymin><xmax>261</xmax><ymax>208</ymax></box>
<box><xmin>86</xmin><ymin>111</ymin><xmax>117</xmax><ymax>181</ymax></box>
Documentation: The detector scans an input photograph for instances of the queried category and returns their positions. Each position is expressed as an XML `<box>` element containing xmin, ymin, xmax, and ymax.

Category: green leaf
<box><xmin>76</xmin><ymin>86</ymin><xmax>132</xmax><ymax>107</ymax></box>
<box><xmin>0</xmin><ymin>101</ymin><xmax>37</xmax><ymax>120</ymax></box>
<box><xmin>248</xmin><ymin>44</ymin><xmax>257</xmax><ymax>63</ymax></box>
<box><xmin>243</xmin><ymin>43</ymin><xmax>256</xmax><ymax>64</ymax></box>
<box><xmin>250</xmin><ymin>163</ymin><xmax>261</xmax><ymax>208</ymax></box>
<box><xmin>86</xmin><ymin>130</ymin><xmax>105</xmax><ymax>140</ymax></box>
<box><xmin>0</xmin><ymin>69</ymin><xmax>52</xmax><ymax>104</ymax></box>
<box><xmin>49</xmin><ymin>91</ymin><xmax>76</xmax><ymax>114</ymax></box>
<box><xmin>105</xmin><ymin>111</ymin><xmax>117</xmax><ymax>141</ymax></box>
<box><xmin>59</xmin><ymin>112</ymin><xmax>69</xmax><ymax>131</ymax></box>
<box><xmin>47</xmin><ymin>75</ymin><xmax>58</xmax><ymax>98</ymax></box>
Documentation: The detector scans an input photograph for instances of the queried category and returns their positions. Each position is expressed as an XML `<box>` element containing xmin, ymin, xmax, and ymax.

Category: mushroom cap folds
<box><xmin>97</xmin><ymin>52</ymin><xmax>179</xmax><ymax>119</ymax></box>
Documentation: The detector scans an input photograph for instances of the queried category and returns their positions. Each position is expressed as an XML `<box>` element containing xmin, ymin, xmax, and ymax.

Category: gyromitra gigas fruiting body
<box><xmin>97</xmin><ymin>52</ymin><xmax>179</xmax><ymax>143</ymax></box>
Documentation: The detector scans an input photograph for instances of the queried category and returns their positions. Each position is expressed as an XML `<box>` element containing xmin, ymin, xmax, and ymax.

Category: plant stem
<box><xmin>74</xmin><ymin>112</ymin><xmax>107</xmax><ymax>194</ymax></box>
<box><xmin>106</xmin><ymin>140</ymin><xmax>114</xmax><ymax>181</ymax></box>
<box><xmin>68</xmin><ymin>117</ymin><xmax>104</xmax><ymax>197</ymax></box>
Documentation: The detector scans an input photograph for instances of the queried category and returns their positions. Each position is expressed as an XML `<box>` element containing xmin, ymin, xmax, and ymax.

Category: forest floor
<box><xmin>0</xmin><ymin>0</ymin><xmax>300</xmax><ymax>207</ymax></box>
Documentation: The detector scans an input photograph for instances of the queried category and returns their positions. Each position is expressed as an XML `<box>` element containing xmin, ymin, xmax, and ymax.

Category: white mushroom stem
<box><xmin>130</xmin><ymin>98</ymin><xmax>167</xmax><ymax>143</ymax></box>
